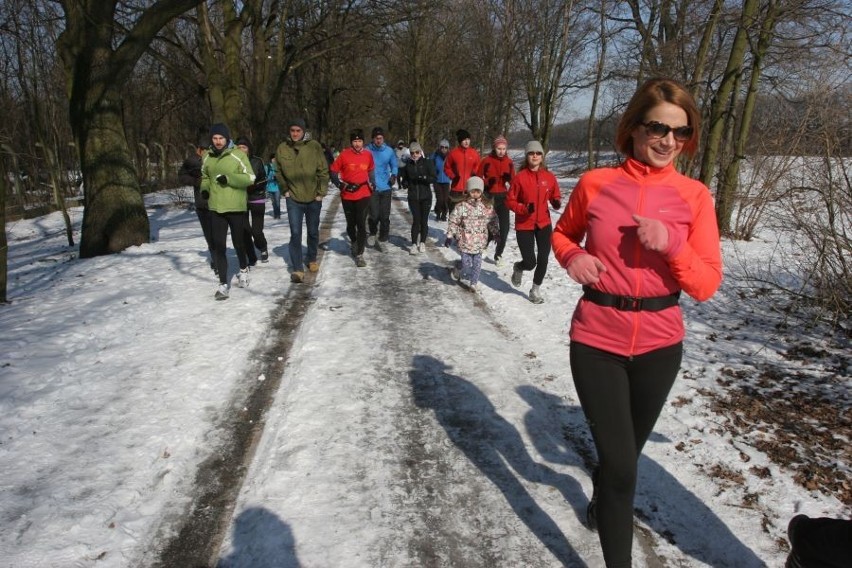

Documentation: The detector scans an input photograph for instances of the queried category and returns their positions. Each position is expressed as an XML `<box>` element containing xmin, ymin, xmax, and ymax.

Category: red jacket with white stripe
<box><xmin>506</xmin><ymin>167</ymin><xmax>561</xmax><ymax>230</ymax></box>
<box><xmin>551</xmin><ymin>158</ymin><xmax>722</xmax><ymax>356</ymax></box>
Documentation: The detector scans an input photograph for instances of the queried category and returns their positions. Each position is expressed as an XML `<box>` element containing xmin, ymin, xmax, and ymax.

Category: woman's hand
<box><xmin>567</xmin><ymin>254</ymin><xmax>607</xmax><ymax>285</ymax></box>
<box><xmin>633</xmin><ymin>214</ymin><xmax>669</xmax><ymax>252</ymax></box>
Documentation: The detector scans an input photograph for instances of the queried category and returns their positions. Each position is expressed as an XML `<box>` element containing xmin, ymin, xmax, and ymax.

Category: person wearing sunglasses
<box><xmin>506</xmin><ymin>140</ymin><xmax>562</xmax><ymax>304</ymax></box>
<box><xmin>400</xmin><ymin>142</ymin><xmax>437</xmax><ymax>254</ymax></box>
<box><xmin>551</xmin><ymin>78</ymin><xmax>722</xmax><ymax>568</ymax></box>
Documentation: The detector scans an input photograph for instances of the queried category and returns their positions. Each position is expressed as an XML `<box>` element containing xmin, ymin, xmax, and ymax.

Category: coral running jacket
<box><xmin>552</xmin><ymin>158</ymin><xmax>722</xmax><ymax>356</ymax></box>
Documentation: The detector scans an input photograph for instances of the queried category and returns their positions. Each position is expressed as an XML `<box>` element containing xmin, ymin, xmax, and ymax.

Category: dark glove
<box><xmin>526</xmin><ymin>203</ymin><xmax>535</xmax><ymax>213</ymax></box>
<box><xmin>550</xmin><ymin>199</ymin><xmax>561</xmax><ymax>210</ymax></box>
<box><xmin>215</xmin><ymin>174</ymin><xmax>228</xmax><ymax>186</ymax></box>
<box><xmin>501</xmin><ymin>172</ymin><xmax>511</xmax><ymax>185</ymax></box>
<box><xmin>443</xmin><ymin>237</ymin><xmax>452</xmax><ymax>248</ymax></box>
<box><xmin>201</xmin><ymin>190</ymin><xmax>210</xmax><ymax>200</ymax></box>
<box><xmin>389</xmin><ymin>175</ymin><xmax>397</xmax><ymax>187</ymax></box>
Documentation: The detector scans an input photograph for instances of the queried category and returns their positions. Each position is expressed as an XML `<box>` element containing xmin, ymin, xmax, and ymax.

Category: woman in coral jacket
<box><xmin>551</xmin><ymin>78</ymin><xmax>722</xmax><ymax>568</ymax></box>
<box><xmin>506</xmin><ymin>140</ymin><xmax>562</xmax><ymax>304</ymax></box>
<box><xmin>478</xmin><ymin>135</ymin><xmax>515</xmax><ymax>265</ymax></box>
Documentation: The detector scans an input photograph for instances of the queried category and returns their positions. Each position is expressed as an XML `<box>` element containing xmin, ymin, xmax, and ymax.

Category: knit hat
<box><xmin>289</xmin><ymin>118</ymin><xmax>307</xmax><ymax>130</ymax></box>
<box><xmin>456</xmin><ymin>129</ymin><xmax>471</xmax><ymax>143</ymax></box>
<box><xmin>234</xmin><ymin>136</ymin><xmax>252</xmax><ymax>152</ymax></box>
<box><xmin>493</xmin><ymin>135</ymin><xmax>508</xmax><ymax>148</ymax></box>
<box><xmin>439</xmin><ymin>139</ymin><xmax>450</xmax><ymax>149</ymax></box>
<box><xmin>525</xmin><ymin>140</ymin><xmax>544</xmax><ymax>155</ymax></box>
<box><xmin>350</xmin><ymin>128</ymin><xmax>365</xmax><ymax>142</ymax></box>
<box><xmin>371</xmin><ymin>126</ymin><xmax>384</xmax><ymax>138</ymax></box>
<box><xmin>210</xmin><ymin>123</ymin><xmax>231</xmax><ymax>142</ymax></box>
<box><xmin>409</xmin><ymin>142</ymin><xmax>423</xmax><ymax>154</ymax></box>
<box><xmin>465</xmin><ymin>176</ymin><xmax>484</xmax><ymax>192</ymax></box>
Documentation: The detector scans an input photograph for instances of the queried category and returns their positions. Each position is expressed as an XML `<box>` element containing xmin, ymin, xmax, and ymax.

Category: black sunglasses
<box><xmin>641</xmin><ymin>121</ymin><xmax>693</xmax><ymax>142</ymax></box>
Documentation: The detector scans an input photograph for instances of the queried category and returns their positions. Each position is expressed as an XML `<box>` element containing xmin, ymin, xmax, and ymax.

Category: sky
<box><xmin>1</xmin><ymin>151</ymin><xmax>848</xmax><ymax>567</ymax></box>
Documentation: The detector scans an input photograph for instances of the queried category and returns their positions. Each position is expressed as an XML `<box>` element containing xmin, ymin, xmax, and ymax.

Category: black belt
<box><xmin>582</xmin><ymin>286</ymin><xmax>680</xmax><ymax>312</ymax></box>
<box><xmin>343</xmin><ymin>182</ymin><xmax>367</xmax><ymax>192</ymax></box>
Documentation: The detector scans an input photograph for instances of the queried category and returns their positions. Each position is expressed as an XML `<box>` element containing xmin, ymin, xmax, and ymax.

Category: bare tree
<box><xmin>512</xmin><ymin>0</ymin><xmax>586</xmax><ymax>149</ymax></box>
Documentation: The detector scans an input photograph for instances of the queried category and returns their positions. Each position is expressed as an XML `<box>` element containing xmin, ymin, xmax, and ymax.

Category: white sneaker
<box><xmin>459</xmin><ymin>278</ymin><xmax>472</xmax><ymax>289</ymax></box>
<box><xmin>468</xmin><ymin>282</ymin><xmax>479</xmax><ymax>293</ymax></box>
<box><xmin>495</xmin><ymin>255</ymin><xmax>505</xmax><ymax>267</ymax></box>
<box><xmin>529</xmin><ymin>285</ymin><xmax>545</xmax><ymax>304</ymax></box>
<box><xmin>215</xmin><ymin>284</ymin><xmax>229</xmax><ymax>300</ymax></box>
<box><xmin>238</xmin><ymin>268</ymin><xmax>249</xmax><ymax>288</ymax></box>
<box><xmin>367</xmin><ymin>235</ymin><xmax>377</xmax><ymax>246</ymax></box>
<box><xmin>409</xmin><ymin>243</ymin><xmax>418</xmax><ymax>255</ymax></box>
<box><xmin>418</xmin><ymin>242</ymin><xmax>425</xmax><ymax>253</ymax></box>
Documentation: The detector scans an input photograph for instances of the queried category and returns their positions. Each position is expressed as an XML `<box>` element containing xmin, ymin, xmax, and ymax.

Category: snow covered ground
<box><xmin>1</xmin><ymin>153</ymin><xmax>848</xmax><ymax>567</ymax></box>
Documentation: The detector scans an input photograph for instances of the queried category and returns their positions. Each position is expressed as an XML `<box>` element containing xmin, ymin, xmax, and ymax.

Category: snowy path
<box><xmin>1</xmin><ymin>186</ymin><xmax>815</xmax><ymax>568</ymax></box>
<box><xmin>217</xmin><ymin>198</ymin><xmax>618</xmax><ymax>567</ymax></box>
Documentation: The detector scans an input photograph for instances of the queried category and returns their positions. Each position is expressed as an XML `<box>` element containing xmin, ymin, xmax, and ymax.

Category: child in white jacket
<box><xmin>444</xmin><ymin>176</ymin><xmax>498</xmax><ymax>292</ymax></box>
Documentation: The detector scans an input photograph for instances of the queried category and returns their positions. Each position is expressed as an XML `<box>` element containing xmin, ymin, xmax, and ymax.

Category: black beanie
<box><xmin>289</xmin><ymin>117</ymin><xmax>307</xmax><ymax>130</ymax></box>
<box><xmin>350</xmin><ymin>128</ymin><xmax>365</xmax><ymax>142</ymax></box>
<box><xmin>210</xmin><ymin>123</ymin><xmax>231</xmax><ymax>142</ymax></box>
<box><xmin>456</xmin><ymin>129</ymin><xmax>471</xmax><ymax>143</ymax></box>
<box><xmin>234</xmin><ymin>136</ymin><xmax>252</xmax><ymax>153</ymax></box>
<box><xmin>371</xmin><ymin>126</ymin><xmax>384</xmax><ymax>138</ymax></box>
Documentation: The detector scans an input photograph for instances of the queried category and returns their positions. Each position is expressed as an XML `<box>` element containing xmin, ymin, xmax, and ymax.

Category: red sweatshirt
<box><xmin>330</xmin><ymin>147</ymin><xmax>374</xmax><ymax>201</ymax></box>
<box><xmin>551</xmin><ymin>157</ymin><xmax>722</xmax><ymax>356</ymax></box>
<box><xmin>478</xmin><ymin>154</ymin><xmax>515</xmax><ymax>194</ymax></box>
<box><xmin>506</xmin><ymin>167</ymin><xmax>561</xmax><ymax>230</ymax></box>
<box><xmin>444</xmin><ymin>146</ymin><xmax>481</xmax><ymax>193</ymax></box>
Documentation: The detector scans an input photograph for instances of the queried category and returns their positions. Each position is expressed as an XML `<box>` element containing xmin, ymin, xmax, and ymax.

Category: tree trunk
<box><xmin>587</xmin><ymin>0</ymin><xmax>607</xmax><ymax>169</ymax></box>
<box><xmin>74</xmin><ymin>83</ymin><xmax>150</xmax><ymax>257</ymax></box>
<box><xmin>719</xmin><ymin>1</ymin><xmax>780</xmax><ymax>238</ymax></box>
<box><xmin>58</xmin><ymin>0</ymin><xmax>202</xmax><ymax>258</ymax></box>
<box><xmin>699</xmin><ymin>0</ymin><xmax>760</xmax><ymax>235</ymax></box>
<box><xmin>0</xmin><ymin>158</ymin><xmax>7</xmax><ymax>303</ymax></box>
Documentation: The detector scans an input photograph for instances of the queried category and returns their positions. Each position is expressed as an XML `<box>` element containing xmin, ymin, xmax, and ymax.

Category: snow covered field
<box><xmin>1</xmin><ymin>152</ymin><xmax>848</xmax><ymax>567</ymax></box>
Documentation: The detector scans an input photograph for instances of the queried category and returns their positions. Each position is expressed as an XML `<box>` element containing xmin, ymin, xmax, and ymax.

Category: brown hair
<box><xmin>616</xmin><ymin>78</ymin><xmax>701</xmax><ymax>158</ymax></box>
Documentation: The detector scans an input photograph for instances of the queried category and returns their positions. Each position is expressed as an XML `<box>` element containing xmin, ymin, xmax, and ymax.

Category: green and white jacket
<box><xmin>200</xmin><ymin>146</ymin><xmax>255</xmax><ymax>214</ymax></box>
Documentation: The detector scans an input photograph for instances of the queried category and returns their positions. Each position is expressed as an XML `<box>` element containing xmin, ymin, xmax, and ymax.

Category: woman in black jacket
<box><xmin>235</xmin><ymin>137</ymin><xmax>269</xmax><ymax>264</ymax></box>
<box><xmin>401</xmin><ymin>142</ymin><xmax>437</xmax><ymax>254</ymax></box>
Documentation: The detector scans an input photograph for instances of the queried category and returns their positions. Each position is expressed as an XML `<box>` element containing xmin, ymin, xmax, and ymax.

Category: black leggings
<box><xmin>243</xmin><ymin>201</ymin><xmax>268</xmax><ymax>263</ymax></box>
<box><xmin>408</xmin><ymin>195</ymin><xmax>432</xmax><ymax>244</ymax></box>
<box><xmin>195</xmin><ymin>207</ymin><xmax>214</xmax><ymax>254</ymax></box>
<box><xmin>211</xmin><ymin>211</ymin><xmax>249</xmax><ymax>285</ymax></box>
<box><xmin>515</xmin><ymin>224</ymin><xmax>552</xmax><ymax>285</ymax></box>
<box><xmin>490</xmin><ymin>193</ymin><xmax>510</xmax><ymax>259</ymax></box>
<box><xmin>342</xmin><ymin>197</ymin><xmax>370</xmax><ymax>256</ymax></box>
<box><xmin>570</xmin><ymin>341</ymin><xmax>683</xmax><ymax>568</ymax></box>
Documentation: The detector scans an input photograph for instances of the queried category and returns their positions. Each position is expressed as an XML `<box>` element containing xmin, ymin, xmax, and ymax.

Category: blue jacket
<box><xmin>366</xmin><ymin>142</ymin><xmax>398</xmax><ymax>192</ymax></box>
<box><xmin>432</xmin><ymin>151</ymin><xmax>451</xmax><ymax>184</ymax></box>
<box><xmin>265</xmin><ymin>162</ymin><xmax>280</xmax><ymax>192</ymax></box>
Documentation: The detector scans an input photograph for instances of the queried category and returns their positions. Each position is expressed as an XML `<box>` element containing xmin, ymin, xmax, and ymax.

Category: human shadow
<box><xmin>519</xmin><ymin>385</ymin><xmax>764</xmax><ymax>567</ymax></box>
<box><xmin>409</xmin><ymin>354</ymin><xmax>587</xmax><ymax>567</ymax></box>
<box><xmin>217</xmin><ymin>506</ymin><xmax>301</xmax><ymax>568</ymax></box>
